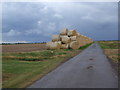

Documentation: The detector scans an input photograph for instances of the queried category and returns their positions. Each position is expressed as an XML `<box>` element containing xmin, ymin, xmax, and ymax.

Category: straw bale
<box><xmin>76</xmin><ymin>32</ymin><xmax>81</xmax><ymax>37</ymax></box>
<box><xmin>46</xmin><ymin>41</ymin><xmax>61</xmax><ymax>49</ymax></box>
<box><xmin>70</xmin><ymin>36</ymin><xmax>77</xmax><ymax>41</ymax></box>
<box><xmin>67</xmin><ymin>30</ymin><xmax>77</xmax><ymax>36</ymax></box>
<box><xmin>60</xmin><ymin>35</ymin><xmax>70</xmax><ymax>44</ymax></box>
<box><xmin>61</xmin><ymin>44</ymin><xmax>69</xmax><ymax>49</ymax></box>
<box><xmin>70</xmin><ymin>41</ymin><xmax>80</xmax><ymax>49</ymax></box>
<box><xmin>60</xmin><ymin>28</ymin><xmax>68</xmax><ymax>35</ymax></box>
<box><xmin>52</xmin><ymin>35</ymin><xmax>60</xmax><ymax>42</ymax></box>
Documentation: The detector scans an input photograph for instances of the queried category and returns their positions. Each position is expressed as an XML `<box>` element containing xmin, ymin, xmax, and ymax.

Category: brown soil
<box><xmin>2</xmin><ymin>44</ymin><xmax>47</xmax><ymax>53</ymax></box>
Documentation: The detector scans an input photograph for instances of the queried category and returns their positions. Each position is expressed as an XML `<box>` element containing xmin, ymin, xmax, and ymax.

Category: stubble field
<box><xmin>2</xmin><ymin>43</ymin><xmax>47</xmax><ymax>53</ymax></box>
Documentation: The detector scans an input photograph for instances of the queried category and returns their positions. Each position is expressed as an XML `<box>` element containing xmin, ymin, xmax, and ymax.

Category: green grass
<box><xmin>3</xmin><ymin>57</ymin><xmax>67</xmax><ymax>88</ymax></box>
<box><xmin>2</xmin><ymin>43</ymin><xmax>93</xmax><ymax>88</ymax></box>
<box><xmin>98</xmin><ymin>43</ymin><xmax>111</xmax><ymax>49</ymax></box>
<box><xmin>79</xmin><ymin>42</ymin><xmax>93</xmax><ymax>50</ymax></box>
<box><xmin>98</xmin><ymin>41</ymin><xmax>119</xmax><ymax>49</ymax></box>
<box><xmin>2</xmin><ymin>49</ymin><xmax>80</xmax><ymax>88</ymax></box>
<box><xmin>63</xmin><ymin>49</ymin><xmax>73</xmax><ymax>51</ymax></box>
<box><xmin>2</xmin><ymin>50</ymin><xmax>60</xmax><ymax>61</ymax></box>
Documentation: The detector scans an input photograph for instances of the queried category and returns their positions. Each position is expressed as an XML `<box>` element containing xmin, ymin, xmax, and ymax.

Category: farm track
<box><xmin>28</xmin><ymin>42</ymin><xmax>118</xmax><ymax>88</ymax></box>
<box><xmin>2</xmin><ymin>44</ymin><xmax>47</xmax><ymax>53</ymax></box>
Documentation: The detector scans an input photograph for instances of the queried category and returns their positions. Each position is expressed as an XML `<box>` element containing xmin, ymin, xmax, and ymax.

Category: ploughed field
<box><xmin>2</xmin><ymin>43</ymin><xmax>47</xmax><ymax>53</ymax></box>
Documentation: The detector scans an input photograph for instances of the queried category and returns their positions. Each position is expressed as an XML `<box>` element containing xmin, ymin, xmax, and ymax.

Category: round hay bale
<box><xmin>46</xmin><ymin>42</ymin><xmax>53</xmax><ymax>49</ymax></box>
<box><xmin>67</xmin><ymin>30</ymin><xmax>77</xmax><ymax>36</ymax></box>
<box><xmin>60</xmin><ymin>28</ymin><xmax>68</xmax><ymax>35</ymax></box>
<box><xmin>79</xmin><ymin>35</ymin><xmax>87</xmax><ymax>41</ymax></box>
<box><xmin>60</xmin><ymin>35</ymin><xmax>67</xmax><ymax>39</ymax></box>
<box><xmin>70</xmin><ymin>36</ymin><xmax>77</xmax><ymax>41</ymax></box>
<box><xmin>61</xmin><ymin>44</ymin><xmax>69</xmax><ymax>49</ymax></box>
<box><xmin>76</xmin><ymin>37</ymin><xmax>81</xmax><ymax>45</ymax></box>
<box><xmin>70</xmin><ymin>41</ymin><xmax>80</xmax><ymax>49</ymax></box>
<box><xmin>77</xmin><ymin>38</ymin><xmax>85</xmax><ymax>47</ymax></box>
<box><xmin>46</xmin><ymin>41</ymin><xmax>61</xmax><ymax>50</ymax></box>
<box><xmin>60</xmin><ymin>35</ymin><xmax>70</xmax><ymax>44</ymax></box>
<box><xmin>76</xmin><ymin>32</ymin><xmax>80</xmax><ymax>37</ymax></box>
<box><xmin>52</xmin><ymin>35</ymin><xmax>60</xmax><ymax>42</ymax></box>
<box><xmin>56</xmin><ymin>41</ymin><xmax>62</xmax><ymax>45</ymax></box>
<box><xmin>80</xmin><ymin>35</ymin><xmax>86</xmax><ymax>38</ymax></box>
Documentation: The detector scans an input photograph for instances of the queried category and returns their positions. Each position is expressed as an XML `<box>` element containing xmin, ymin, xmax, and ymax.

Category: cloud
<box><xmin>2</xmin><ymin>2</ymin><xmax>118</xmax><ymax>42</ymax></box>
<box><xmin>17</xmin><ymin>41</ymin><xmax>30</xmax><ymax>43</ymax></box>
<box><xmin>25</xmin><ymin>29</ymin><xmax>42</xmax><ymax>35</ymax></box>
<box><xmin>37</xmin><ymin>20</ymin><xmax>43</xmax><ymax>25</ymax></box>
<box><xmin>53</xmin><ymin>13</ymin><xmax>63</xmax><ymax>19</ymax></box>
<box><xmin>5</xmin><ymin>29</ymin><xmax>21</xmax><ymax>36</ymax></box>
<box><xmin>47</xmin><ymin>2</ymin><xmax>117</xmax><ymax>23</ymax></box>
<box><xmin>40</xmin><ymin>6</ymin><xmax>49</xmax><ymax>14</ymax></box>
<box><xmin>81</xmin><ymin>13</ymin><xmax>94</xmax><ymax>21</ymax></box>
<box><xmin>81</xmin><ymin>11</ymin><xmax>117</xmax><ymax>23</ymax></box>
<box><xmin>2</xmin><ymin>41</ymin><xmax>29</xmax><ymax>43</ymax></box>
<box><xmin>47</xmin><ymin>22</ymin><xmax>56</xmax><ymax>31</ymax></box>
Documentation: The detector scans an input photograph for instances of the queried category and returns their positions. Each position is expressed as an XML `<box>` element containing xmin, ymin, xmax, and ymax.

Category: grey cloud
<box><xmin>2</xmin><ymin>2</ymin><xmax>118</xmax><ymax>42</ymax></box>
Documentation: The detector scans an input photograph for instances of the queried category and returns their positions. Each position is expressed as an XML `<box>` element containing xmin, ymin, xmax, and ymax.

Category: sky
<box><xmin>2</xmin><ymin>2</ymin><xmax>118</xmax><ymax>43</ymax></box>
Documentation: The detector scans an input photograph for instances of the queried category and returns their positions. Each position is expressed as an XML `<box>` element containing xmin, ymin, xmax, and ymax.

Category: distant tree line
<box><xmin>2</xmin><ymin>42</ymin><xmax>46</xmax><ymax>45</ymax></box>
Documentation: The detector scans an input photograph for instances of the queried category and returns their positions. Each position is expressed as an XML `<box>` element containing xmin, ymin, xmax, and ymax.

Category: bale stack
<box><xmin>46</xmin><ymin>28</ymin><xmax>93</xmax><ymax>49</ymax></box>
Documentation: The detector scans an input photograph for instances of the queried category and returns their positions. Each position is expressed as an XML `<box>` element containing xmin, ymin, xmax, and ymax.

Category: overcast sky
<box><xmin>2</xmin><ymin>2</ymin><xmax>118</xmax><ymax>43</ymax></box>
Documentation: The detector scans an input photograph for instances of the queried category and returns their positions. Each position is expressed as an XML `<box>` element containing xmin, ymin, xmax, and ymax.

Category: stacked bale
<box><xmin>60</xmin><ymin>29</ymin><xmax>80</xmax><ymax>49</ymax></box>
<box><xmin>60</xmin><ymin>36</ymin><xmax>70</xmax><ymax>44</ymax></box>
<box><xmin>60</xmin><ymin>28</ymin><xmax>68</xmax><ymax>35</ymax></box>
<box><xmin>67</xmin><ymin>30</ymin><xmax>77</xmax><ymax>36</ymax></box>
<box><xmin>61</xmin><ymin>43</ymin><xmax>69</xmax><ymax>49</ymax></box>
<box><xmin>70</xmin><ymin>41</ymin><xmax>80</xmax><ymax>49</ymax></box>
<box><xmin>52</xmin><ymin>35</ymin><xmax>60</xmax><ymax>42</ymax></box>
<box><xmin>46</xmin><ymin>41</ymin><xmax>61</xmax><ymax>49</ymax></box>
<box><xmin>46</xmin><ymin>28</ymin><xmax>93</xmax><ymax>49</ymax></box>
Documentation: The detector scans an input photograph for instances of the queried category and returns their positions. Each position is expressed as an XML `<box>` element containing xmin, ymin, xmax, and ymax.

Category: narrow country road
<box><xmin>28</xmin><ymin>42</ymin><xmax>118</xmax><ymax>88</ymax></box>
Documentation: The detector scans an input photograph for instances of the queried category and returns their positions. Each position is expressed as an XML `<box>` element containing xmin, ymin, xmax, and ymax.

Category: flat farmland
<box><xmin>2</xmin><ymin>43</ymin><xmax>47</xmax><ymax>53</ymax></box>
<box><xmin>2</xmin><ymin>43</ymin><xmax>93</xmax><ymax>88</ymax></box>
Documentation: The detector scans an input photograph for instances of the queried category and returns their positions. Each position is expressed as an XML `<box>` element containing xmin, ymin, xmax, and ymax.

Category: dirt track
<box><xmin>28</xmin><ymin>42</ymin><xmax>118</xmax><ymax>88</ymax></box>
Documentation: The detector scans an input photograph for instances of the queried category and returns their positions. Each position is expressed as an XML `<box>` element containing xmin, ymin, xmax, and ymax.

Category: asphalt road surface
<box><xmin>28</xmin><ymin>42</ymin><xmax>118</xmax><ymax>88</ymax></box>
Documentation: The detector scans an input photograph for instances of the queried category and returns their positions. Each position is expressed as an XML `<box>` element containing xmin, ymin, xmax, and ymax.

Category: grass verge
<box><xmin>98</xmin><ymin>41</ymin><xmax>119</xmax><ymax>76</ymax></box>
<box><xmin>78</xmin><ymin>43</ymin><xmax>93</xmax><ymax>50</ymax></box>
<box><xmin>2</xmin><ymin>43</ymin><xmax>93</xmax><ymax>88</ymax></box>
